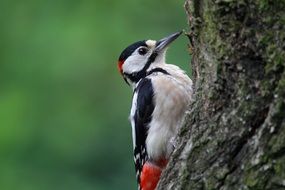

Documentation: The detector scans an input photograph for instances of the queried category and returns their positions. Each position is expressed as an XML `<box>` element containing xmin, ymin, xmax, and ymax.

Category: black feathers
<box><xmin>119</xmin><ymin>40</ymin><xmax>160</xmax><ymax>84</ymax></box>
<box><xmin>119</xmin><ymin>41</ymin><xmax>147</xmax><ymax>62</ymax></box>
<box><xmin>123</xmin><ymin>53</ymin><xmax>159</xmax><ymax>83</ymax></box>
<box><xmin>133</xmin><ymin>78</ymin><xmax>154</xmax><ymax>183</ymax></box>
<box><xmin>147</xmin><ymin>68</ymin><xmax>170</xmax><ymax>76</ymax></box>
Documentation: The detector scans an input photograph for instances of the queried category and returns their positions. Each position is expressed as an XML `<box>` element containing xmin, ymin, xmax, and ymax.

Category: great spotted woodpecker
<box><xmin>117</xmin><ymin>32</ymin><xmax>193</xmax><ymax>190</ymax></box>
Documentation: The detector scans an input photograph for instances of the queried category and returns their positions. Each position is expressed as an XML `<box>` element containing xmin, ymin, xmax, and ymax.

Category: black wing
<box><xmin>133</xmin><ymin>78</ymin><xmax>155</xmax><ymax>184</ymax></box>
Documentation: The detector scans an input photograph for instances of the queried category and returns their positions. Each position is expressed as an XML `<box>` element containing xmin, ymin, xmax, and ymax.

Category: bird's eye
<box><xmin>138</xmin><ymin>47</ymin><xmax>148</xmax><ymax>55</ymax></box>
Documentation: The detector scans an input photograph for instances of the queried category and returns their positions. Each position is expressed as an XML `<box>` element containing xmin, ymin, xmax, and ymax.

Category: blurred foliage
<box><xmin>0</xmin><ymin>0</ymin><xmax>190</xmax><ymax>189</ymax></box>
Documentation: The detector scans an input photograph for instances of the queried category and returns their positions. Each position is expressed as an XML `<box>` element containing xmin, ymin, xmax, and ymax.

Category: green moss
<box><xmin>170</xmin><ymin>1</ymin><xmax>285</xmax><ymax>190</ymax></box>
<box><xmin>245</xmin><ymin>170</ymin><xmax>259</xmax><ymax>188</ymax></box>
<box><xmin>264</xmin><ymin>44</ymin><xmax>285</xmax><ymax>74</ymax></box>
<box><xmin>258</xmin><ymin>0</ymin><xmax>285</xmax><ymax>12</ymax></box>
<box><xmin>244</xmin><ymin>165</ymin><xmax>272</xmax><ymax>190</ymax></box>
<box><xmin>204</xmin><ymin>177</ymin><xmax>218</xmax><ymax>190</ymax></box>
<box><xmin>268</xmin><ymin>122</ymin><xmax>285</xmax><ymax>155</ymax></box>
<box><xmin>179</xmin><ymin>166</ymin><xmax>191</xmax><ymax>190</ymax></box>
<box><xmin>277</xmin><ymin>75</ymin><xmax>285</xmax><ymax>91</ymax></box>
<box><xmin>215</xmin><ymin>166</ymin><xmax>230</xmax><ymax>180</ymax></box>
<box><xmin>258</xmin><ymin>0</ymin><xmax>270</xmax><ymax>11</ymax></box>
<box><xmin>274</xmin><ymin>158</ymin><xmax>285</xmax><ymax>175</ymax></box>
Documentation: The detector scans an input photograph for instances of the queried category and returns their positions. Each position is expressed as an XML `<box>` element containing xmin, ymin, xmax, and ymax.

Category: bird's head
<box><xmin>117</xmin><ymin>31</ymin><xmax>182</xmax><ymax>86</ymax></box>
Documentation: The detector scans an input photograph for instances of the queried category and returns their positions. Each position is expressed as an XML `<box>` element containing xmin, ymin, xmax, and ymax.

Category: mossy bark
<box><xmin>157</xmin><ymin>0</ymin><xmax>285</xmax><ymax>189</ymax></box>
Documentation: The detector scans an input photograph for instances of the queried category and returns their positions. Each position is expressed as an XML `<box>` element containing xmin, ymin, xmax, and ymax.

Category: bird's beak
<box><xmin>154</xmin><ymin>31</ymin><xmax>183</xmax><ymax>53</ymax></box>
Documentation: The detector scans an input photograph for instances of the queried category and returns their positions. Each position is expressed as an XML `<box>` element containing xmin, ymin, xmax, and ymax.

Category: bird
<box><xmin>117</xmin><ymin>31</ymin><xmax>193</xmax><ymax>190</ymax></box>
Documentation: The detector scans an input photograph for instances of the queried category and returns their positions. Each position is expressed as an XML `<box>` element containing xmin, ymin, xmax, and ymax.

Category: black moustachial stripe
<box><xmin>126</xmin><ymin>66</ymin><xmax>170</xmax><ymax>85</ymax></box>
<box><xmin>133</xmin><ymin>78</ymin><xmax>154</xmax><ymax>184</ymax></box>
<box><xmin>147</xmin><ymin>67</ymin><xmax>170</xmax><ymax>76</ymax></box>
<box><xmin>124</xmin><ymin>52</ymin><xmax>159</xmax><ymax>83</ymax></box>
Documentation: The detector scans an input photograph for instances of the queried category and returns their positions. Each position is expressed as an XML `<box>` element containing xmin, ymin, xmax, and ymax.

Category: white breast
<box><xmin>146</xmin><ymin>67</ymin><xmax>193</xmax><ymax>161</ymax></box>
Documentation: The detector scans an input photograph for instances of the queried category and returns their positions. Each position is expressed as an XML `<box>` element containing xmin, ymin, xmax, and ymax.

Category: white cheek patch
<box><xmin>146</xmin><ymin>40</ymin><xmax>156</xmax><ymax>47</ymax></box>
<box><xmin>123</xmin><ymin>54</ymin><xmax>146</xmax><ymax>74</ymax></box>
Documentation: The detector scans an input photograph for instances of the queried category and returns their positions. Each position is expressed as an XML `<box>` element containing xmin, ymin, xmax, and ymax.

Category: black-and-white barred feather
<box><xmin>131</xmin><ymin>78</ymin><xmax>154</xmax><ymax>183</ymax></box>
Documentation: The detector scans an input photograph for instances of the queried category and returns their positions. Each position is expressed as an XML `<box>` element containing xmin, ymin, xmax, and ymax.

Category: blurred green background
<box><xmin>0</xmin><ymin>0</ymin><xmax>190</xmax><ymax>189</ymax></box>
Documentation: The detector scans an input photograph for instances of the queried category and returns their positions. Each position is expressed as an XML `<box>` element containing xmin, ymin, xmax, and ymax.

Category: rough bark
<box><xmin>157</xmin><ymin>0</ymin><xmax>285</xmax><ymax>189</ymax></box>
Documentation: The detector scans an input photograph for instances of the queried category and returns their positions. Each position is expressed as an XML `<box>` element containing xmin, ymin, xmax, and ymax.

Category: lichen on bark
<box><xmin>157</xmin><ymin>0</ymin><xmax>285</xmax><ymax>189</ymax></box>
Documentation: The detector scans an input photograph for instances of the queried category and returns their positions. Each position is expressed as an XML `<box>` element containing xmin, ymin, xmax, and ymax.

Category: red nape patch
<box><xmin>117</xmin><ymin>60</ymin><xmax>124</xmax><ymax>74</ymax></box>
<box><xmin>140</xmin><ymin>162</ymin><xmax>162</xmax><ymax>190</ymax></box>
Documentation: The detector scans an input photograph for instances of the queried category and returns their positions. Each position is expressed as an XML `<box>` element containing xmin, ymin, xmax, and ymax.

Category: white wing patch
<box><xmin>130</xmin><ymin>91</ymin><xmax>138</xmax><ymax>149</ymax></box>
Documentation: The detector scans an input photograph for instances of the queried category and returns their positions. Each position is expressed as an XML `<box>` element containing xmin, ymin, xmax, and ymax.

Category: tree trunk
<box><xmin>157</xmin><ymin>0</ymin><xmax>285</xmax><ymax>189</ymax></box>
